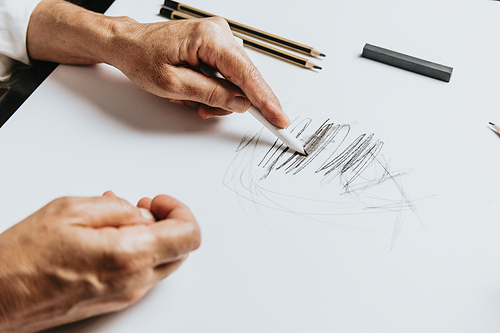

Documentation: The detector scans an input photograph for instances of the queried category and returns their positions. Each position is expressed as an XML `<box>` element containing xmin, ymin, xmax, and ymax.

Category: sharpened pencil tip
<box><xmin>313</xmin><ymin>66</ymin><xmax>322</xmax><ymax>70</ymax></box>
<box><xmin>296</xmin><ymin>147</ymin><xmax>308</xmax><ymax>156</ymax></box>
<box><xmin>489</xmin><ymin>122</ymin><xmax>495</xmax><ymax>126</ymax></box>
<box><xmin>319</xmin><ymin>53</ymin><xmax>326</xmax><ymax>57</ymax></box>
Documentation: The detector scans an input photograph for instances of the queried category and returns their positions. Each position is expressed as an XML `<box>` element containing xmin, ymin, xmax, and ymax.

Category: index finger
<box><xmin>219</xmin><ymin>45</ymin><xmax>290</xmax><ymax>128</ymax></box>
<box><xmin>145</xmin><ymin>195</ymin><xmax>201</xmax><ymax>264</ymax></box>
<box><xmin>201</xmin><ymin>19</ymin><xmax>290</xmax><ymax>128</ymax></box>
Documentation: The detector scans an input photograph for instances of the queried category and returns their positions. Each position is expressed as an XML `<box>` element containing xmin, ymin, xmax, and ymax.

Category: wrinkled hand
<box><xmin>107</xmin><ymin>17</ymin><xmax>290</xmax><ymax>126</ymax></box>
<box><xmin>27</xmin><ymin>0</ymin><xmax>290</xmax><ymax>128</ymax></box>
<box><xmin>0</xmin><ymin>192</ymin><xmax>200</xmax><ymax>333</ymax></box>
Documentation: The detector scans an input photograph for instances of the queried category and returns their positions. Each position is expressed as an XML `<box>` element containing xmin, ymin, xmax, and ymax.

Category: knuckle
<box><xmin>197</xmin><ymin>17</ymin><xmax>228</xmax><ymax>34</ymax></box>
<box><xmin>206</xmin><ymin>84</ymin><xmax>222</xmax><ymax>107</ymax></box>
<box><xmin>116</xmin><ymin>198</ymin><xmax>138</xmax><ymax>217</ymax></box>
<box><xmin>210</xmin><ymin>16</ymin><xmax>229</xmax><ymax>28</ymax></box>
<box><xmin>50</xmin><ymin>196</ymin><xmax>77</xmax><ymax>210</ymax></box>
<box><xmin>247</xmin><ymin>64</ymin><xmax>262</xmax><ymax>82</ymax></box>
<box><xmin>152</xmin><ymin>66</ymin><xmax>179</xmax><ymax>93</ymax></box>
<box><xmin>120</xmin><ymin>287</ymin><xmax>147</xmax><ymax>305</ymax></box>
<box><xmin>206</xmin><ymin>81</ymin><xmax>242</xmax><ymax>109</ymax></box>
<box><xmin>194</xmin><ymin>20</ymin><xmax>212</xmax><ymax>35</ymax></box>
<box><xmin>185</xmin><ymin>220</ymin><xmax>201</xmax><ymax>251</ymax></box>
<box><xmin>46</xmin><ymin>196</ymin><xmax>81</xmax><ymax>218</ymax></box>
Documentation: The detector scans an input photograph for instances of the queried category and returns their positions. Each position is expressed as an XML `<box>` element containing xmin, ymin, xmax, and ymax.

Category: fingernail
<box><xmin>139</xmin><ymin>208</ymin><xmax>156</xmax><ymax>222</ymax></box>
<box><xmin>283</xmin><ymin>113</ymin><xmax>291</xmax><ymax>125</ymax></box>
<box><xmin>228</xmin><ymin>96</ymin><xmax>249</xmax><ymax>113</ymax></box>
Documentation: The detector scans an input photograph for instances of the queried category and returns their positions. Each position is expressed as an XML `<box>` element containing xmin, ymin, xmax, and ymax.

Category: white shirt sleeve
<box><xmin>0</xmin><ymin>0</ymin><xmax>43</xmax><ymax>83</ymax></box>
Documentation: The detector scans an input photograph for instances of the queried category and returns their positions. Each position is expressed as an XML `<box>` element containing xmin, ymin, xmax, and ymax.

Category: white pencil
<box><xmin>247</xmin><ymin>106</ymin><xmax>307</xmax><ymax>155</ymax></box>
<box><xmin>489</xmin><ymin>122</ymin><xmax>500</xmax><ymax>135</ymax></box>
<box><xmin>198</xmin><ymin>61</ymin><xmax>307</xmax><ymax>155</ymax></box>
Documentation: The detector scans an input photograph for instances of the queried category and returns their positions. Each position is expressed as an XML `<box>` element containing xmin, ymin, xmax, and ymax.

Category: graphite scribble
<box><xmin>223</xmin><ymin>116</ymin><xmax>420</xmax><ymax>249</ymax></box>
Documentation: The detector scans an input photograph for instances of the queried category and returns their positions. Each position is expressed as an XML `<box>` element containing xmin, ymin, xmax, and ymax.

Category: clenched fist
<box><xmin>0</xmin><ymin>192</ymin><xmax>200</xmax><ymax>332</ymax></box>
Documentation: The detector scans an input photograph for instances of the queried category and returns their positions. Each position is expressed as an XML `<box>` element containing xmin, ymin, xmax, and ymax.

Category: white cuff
<box><xmin>0</xmin><ymin>0</ymin><xmax>44</xmax><ymax>65</ymax></box>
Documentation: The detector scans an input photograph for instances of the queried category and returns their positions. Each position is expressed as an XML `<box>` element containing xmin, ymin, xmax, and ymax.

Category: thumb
<box><xmin>104</xmin><ymin>191</ymin><xmax>155</xmax><ymax>222</ymax></box>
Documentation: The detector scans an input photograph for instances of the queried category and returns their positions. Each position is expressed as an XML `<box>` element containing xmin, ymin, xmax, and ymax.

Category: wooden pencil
<box><xmin>163</xmin><ymin>0</ymin><xmax>325</xmax><ymax>58</ymax></box>
<box><xmin>159</xmin><ymin>7</ymin><xmax>322</xmax><ymax>70</ymax></box>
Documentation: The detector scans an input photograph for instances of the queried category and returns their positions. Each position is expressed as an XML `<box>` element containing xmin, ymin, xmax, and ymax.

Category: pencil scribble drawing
<box><xmin>223</xmin><ymin>114</ymin><xmax>419</xmax><ymax>249</ymax></box>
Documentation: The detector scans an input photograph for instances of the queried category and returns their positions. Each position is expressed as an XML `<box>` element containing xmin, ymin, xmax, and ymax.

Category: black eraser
<box><xmin>361</xmin><ymin>43</ymin><xmax>453</xmax><ymax>82</ymax></box>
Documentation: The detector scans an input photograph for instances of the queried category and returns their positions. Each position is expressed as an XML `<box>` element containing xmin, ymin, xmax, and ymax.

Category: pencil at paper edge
<box><xmin>159</xmin><ymin>7</ymin><xmax>322</xmax><ymax>70</ymax></box>
<box><xmin>162</xmin><ymin>0</ymin><xmax>325</xmax><ymax>58</ymax></box>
